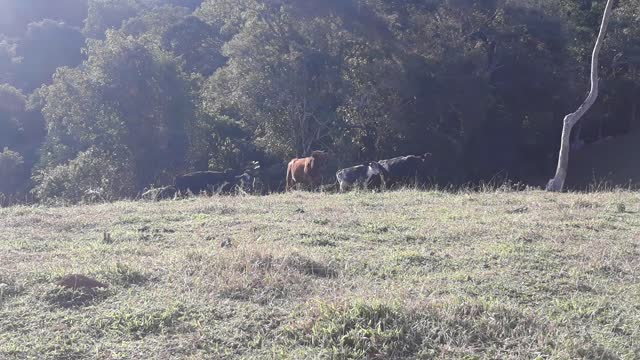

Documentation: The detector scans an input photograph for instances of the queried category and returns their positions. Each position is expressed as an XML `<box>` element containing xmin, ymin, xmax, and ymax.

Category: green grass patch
<box><xmin>1</xmin><ymin>190</ymin><xmax>639</xmax><ymax>358</ymax></box>
<box><xmin>96</xmin><ymin>304</ymin><xmax>196</xmax><ymax>338</ymax></box>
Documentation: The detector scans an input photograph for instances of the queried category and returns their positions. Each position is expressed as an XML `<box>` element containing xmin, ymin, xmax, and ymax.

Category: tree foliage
<box><xmin>37</xmin><ymin>31</ymin><xmax>194</xmax><ymax>194</ymax></box>
<box><xmin>14</xmin><ymin>20</ymin><xmax>86</xmax><ymax>91</ymax></box>
<box><xmin>0</xmin><ymin>0</ymin><xmax>637</xmax><ymax>202</ymax></box>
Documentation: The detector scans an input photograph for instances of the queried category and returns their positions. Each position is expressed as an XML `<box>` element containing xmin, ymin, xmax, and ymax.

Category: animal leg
<box><xmin>286</xmin><ymin>163</ymin><xmax>294</xmax><ymax>191</ymax></box>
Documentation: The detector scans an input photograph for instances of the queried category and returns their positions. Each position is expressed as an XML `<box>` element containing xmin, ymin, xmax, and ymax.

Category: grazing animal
<box><xmin>229</xmin><ymin>172</ymin><xmax>255</xmax><ymax>194</ymax></box>
<box><xmin>286</xmin><ymin>151</ymin><xmax>330</xmax><ymax>191</ymax></box>
<box><xmin>141</xmin><ymin>185</ymin><xmax>177</xmax><ymax>201</ymax></box>
<box><xmin>336</xmin><ymin>161</ymin><xmax>388</xmax><ymax>192</ymax></box>
<box><xmin>174</xmin><ymin>170</ymin><xmax>236</xmax><ymax>195</ymax></box>
<box><xmin>378</xmin><ymin>153</ymin><xmax>431</xmax><ymax>188</ymax></box>
<box><xmin>256</xmin><ymin>161</ymin><xmax>288</xmax><ymax>193</ymax></box>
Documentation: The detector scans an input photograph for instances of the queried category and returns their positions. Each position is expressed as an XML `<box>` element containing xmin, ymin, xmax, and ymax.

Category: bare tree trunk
<box><xmin>546</xmin><ymin>0</ymin><xmax>615</xmax><ymax>192</ymax></box>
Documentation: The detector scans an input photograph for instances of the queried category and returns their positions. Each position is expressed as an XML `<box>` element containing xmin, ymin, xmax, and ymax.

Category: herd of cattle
<box><xmin>141</xmin><ymin>152</ymin><xmax>432</xmax><ymax>200</ymax></box>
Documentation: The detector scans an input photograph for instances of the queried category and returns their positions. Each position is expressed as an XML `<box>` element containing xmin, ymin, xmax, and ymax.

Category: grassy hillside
<box><xmin>1</xmin><ymin>190</ymin><xmax>639</xmax><ymax>359</ymax></box>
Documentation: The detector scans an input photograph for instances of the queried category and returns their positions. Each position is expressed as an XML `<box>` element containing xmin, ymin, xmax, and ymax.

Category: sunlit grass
<box><xmin>1</xmin><ymin>190</ymin><xmax>639</xmax><ymax>358</ymax></box>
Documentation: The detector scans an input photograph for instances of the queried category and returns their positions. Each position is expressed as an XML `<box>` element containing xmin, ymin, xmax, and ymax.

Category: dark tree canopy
<box><xmin>0</xmin><ymin>0</ymin><xmax>638</xmax><ymax>202</ymax></box>
<box><xmin>14</xmin><ymin>20</ymin><xmax>86</xmax><ymax>91</ymax></box>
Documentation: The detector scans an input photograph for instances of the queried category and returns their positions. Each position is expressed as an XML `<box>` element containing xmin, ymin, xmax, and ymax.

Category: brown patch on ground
<box><xmin>56</xmin><ymin>274</ymin><xmax>108</xmax><ymax>289</ymax></box>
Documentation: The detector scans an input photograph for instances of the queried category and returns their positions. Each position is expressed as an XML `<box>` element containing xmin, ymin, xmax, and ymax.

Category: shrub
<box><xmin>0</xmin><ymin>148</ymin><xmax>26</xmax><ymax>197</ymax></box>
<box><xmin>32</xmin><ymin>147</ymin><xmax>135</xmax><ymax>203</ymax></box>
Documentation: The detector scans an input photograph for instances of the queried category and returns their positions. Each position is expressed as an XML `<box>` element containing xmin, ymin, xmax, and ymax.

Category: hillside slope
<box><xmin>1</xmin><ymin>191</ymin><xmax>639</xmax><ymax>359</ymax></box>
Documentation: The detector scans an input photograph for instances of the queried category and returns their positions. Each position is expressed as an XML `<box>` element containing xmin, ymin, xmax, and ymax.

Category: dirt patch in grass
<box><xmin>56</xmin><ymin>274</ymin><xmax>108</xmax><ymax>289</ymax></box>
<box><xmin>43</xmin><ymin>284</ymin><xmax>111</xmax><ymax>308</ymax></box>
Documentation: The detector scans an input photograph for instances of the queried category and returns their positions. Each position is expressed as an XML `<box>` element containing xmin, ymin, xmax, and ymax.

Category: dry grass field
<box><xmin>1</xmin><ymin>190</ymin><xmax>639</xmax><ymax>359</ymax></box>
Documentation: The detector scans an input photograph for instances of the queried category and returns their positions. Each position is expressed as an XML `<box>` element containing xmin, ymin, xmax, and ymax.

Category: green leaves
<box><xmin>0</xmin><ymin>0</ymin><xmax>637</xmax><ymax>203</ymax></box>
<box><xmin>36</xmin><ymin>31</ymin><xmax>194</xmax><ymax>198</ymax></box>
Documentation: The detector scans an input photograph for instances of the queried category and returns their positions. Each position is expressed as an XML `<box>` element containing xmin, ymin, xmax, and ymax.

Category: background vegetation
<box><xmin>1</xmin><ymin>0</ymin><xmax>639</xmax><ymax>203</ymax></box>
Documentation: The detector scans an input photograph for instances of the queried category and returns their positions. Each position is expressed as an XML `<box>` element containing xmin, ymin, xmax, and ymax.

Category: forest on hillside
<box><xmin>0</xmin><ymin>0</ymin><xmax>639</xmax><ymax>203</ymax></box>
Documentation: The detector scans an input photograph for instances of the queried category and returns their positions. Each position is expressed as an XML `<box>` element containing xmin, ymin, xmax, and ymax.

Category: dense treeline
<box><xmin>0</xmin><ymin>0</ymin><xmax>639</xmax><ymax>203</ymax></box>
